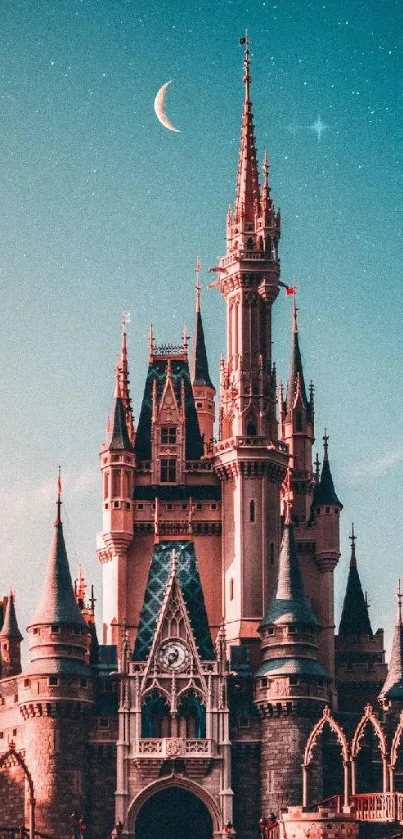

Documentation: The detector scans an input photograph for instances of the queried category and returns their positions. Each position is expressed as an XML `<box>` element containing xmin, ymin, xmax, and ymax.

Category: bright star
<box><xmin>311</xmin><ymin>115</ymin><xmax>327</xmax><ymax>141</ymax></box>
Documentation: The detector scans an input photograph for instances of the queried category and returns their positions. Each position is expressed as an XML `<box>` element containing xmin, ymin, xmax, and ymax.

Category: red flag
<box><xmin>57</xmin><ymin>468</ymin><xmax>62</xmax><ymax>498</ymax></box>
<box><xmin>208</xmin><ymin>265</ymin><xmax>226</xmax><ymax>274</ymax></box>
<box><xmin>285</xmin><ymin>286</ymin><xmax>296</xmax><ymax>296</ymax></box>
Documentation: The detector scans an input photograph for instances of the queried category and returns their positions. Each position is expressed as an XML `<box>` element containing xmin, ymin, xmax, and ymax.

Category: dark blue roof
<box><xmin>133</xmin><ymin>540</ymin><xmax>215</xmax><ymax>661</ymax></box>
<box><xmin>105</xmin><ymin>397</ymin><xmax>133</xmax><ymax>451</ymax></box>
<box><xmin>286</xmin><ymin>328</ymin><xmax>308</xmax><ymax>412</ymax></box>
<box><xmin>339</xmin><ymin>562</ymin><xmax>372</xmax><ymax>637</ymax></box>
<box><xmin>254</xmin><ymin>657</ymin><xmax>329</xmax><ymax>679</ymax></box>
<box><xmin>313</xmin><ymin>456</ymin><xmax>342</xmax><ymax>507</ymax></box>
<box><xmin>193</xmin><ymin>310</ymin><xmax>214</xmax><ymax>389</ymax></box>
<box><xmin>134</xmin><ymin>484</ymin><xmax>220</xmax><ymax>501</ymax></box>
<box><xmin>135</xmin><ymin>358</ymin><xmax>203</xmax><ymax>461</ymax></box>
<box><xmin>261</xmin><ymin>522</ymin><xmax>319</xmax><ymax>628</ymax></box>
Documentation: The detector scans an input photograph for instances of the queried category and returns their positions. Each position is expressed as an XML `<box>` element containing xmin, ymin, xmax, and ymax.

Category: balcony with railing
<box><xmin>134</xmin><ymin>738</ymin><xmax>214</xmax><ymax>758</ymax></box>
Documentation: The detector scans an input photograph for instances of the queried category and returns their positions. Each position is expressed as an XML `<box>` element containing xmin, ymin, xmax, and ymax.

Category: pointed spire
<box><xmin>118</xmin><ymin>313</ymin><xmax>135</xmax><ymax>445</ymax></box>
<box><xmin>192</xmin><ymin>265</ymin><xmax>214</xmax><ymax>388</ymax></box>
<box><xmin>339</xmin><ymin>525</ymin><xmax>372</xmax><ymax>637</ymax></box>
<box><xmin>313</xmin><ymin>431</ymin><xmax>342</xmax><ymax>507</ymax></box>
<box><xmin>234</xmin><ymin>32</ymin><xmax>261</xmax><ymax>226</ymax></box>
<box><xmin>286</xmin><ymin>295</ymin><xmax>308</xmax><ymax>411</ymax></box>
<box><xmin>0</xmin><ymin>592</ymin><xmax>22</xmax><ymax>642</ymax></box>
<box><xmin>349</xmin><ymin>523</ymin><xmax>357</xmax><ymax>569</ymax></box>
<box><xmin>29</xmin><ymin>481</ymin><xmax>87</xmax><ymax>629</ymax></box>
<box><xmin>261</xmin><ymin>515</ymin><xmax>319</xmax><ymax>628</ymax></box>
<box><xmin>104</xmin><ymin>323</ymin><xmax>134</xmax><ymax>452</ymax></box>
<box><xmin>380</xmin><ymin>580</ymin><xmax>403</xmax><ymax>701</ymax></box>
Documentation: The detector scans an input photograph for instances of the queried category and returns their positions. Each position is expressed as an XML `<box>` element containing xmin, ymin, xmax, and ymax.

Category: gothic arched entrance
<box><xmin>135</xmin><ymin>786</ymin><xmax>213</xmax><ymax>839</ymax></box>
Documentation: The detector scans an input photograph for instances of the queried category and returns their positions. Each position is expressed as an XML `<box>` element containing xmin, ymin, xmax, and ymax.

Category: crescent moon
<box><xmin>154</xmin><ymin>80</ymin><xmax>181</xmax><ymax>133</ymax></box>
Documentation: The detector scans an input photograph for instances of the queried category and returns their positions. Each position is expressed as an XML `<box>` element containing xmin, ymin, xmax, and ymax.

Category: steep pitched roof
<box><xmin>135</xmin><ymin>357</ymin><xmax>203</xmax><ymax>461</ymax></box>
<box><xmin>286</xmin><ymin>304</ymin><xmax>308</xmax><ymax>412</ymax></box>
<box><xmin>192</xmin><ymin>309</ymin><xmax>213</xmax><ymax>389</ymax></box>
<box><xmin>29</xmin><ymin>515</ymin><xmax>87</xmax><ymax>629</ymax></box>
<box><xmin>0</xmin><ymin>593</ymin><xmax>22</xmax><ymax>641</ymax></box>
<box><xmin>261</xmin><ymin>521</ymin><xmax>319</xmax><ymax>628</ymax></box>
<box><xmin>312</xmin><ymin>433</ymin><xmax>342</xmax><ymax>508</ymax></box>
<box><xmin>234</xmin><ymin>36</ymin><xmax>261</xmax><ymax>226</ymax></box>
<box><xmin>105</xmin><ymin>397</ymin><xmax>133</xmax><ymax>451</ymax></box>
<box><xmin>338</xmin><ymin>526</ymin><xmax>372</xmax><ymax>637</ymax></box>
<box><xmin>380</xmin><ymin>583</ymin><xmax>403</xmax><ymax>700</ymax></box>
<box><xmin>132</xmin><ymin>540</ymin><xmax>214</xmax><ymax>661</ymax></box>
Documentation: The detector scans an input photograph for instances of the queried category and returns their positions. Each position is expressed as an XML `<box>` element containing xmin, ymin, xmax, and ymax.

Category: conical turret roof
<box><xmin>338</xmin><ymin>525</ymin><xmax>372</xmax><ymax>637</ymax></box>
<box><xmin>261</xmin><ymin>520</ymin><xmax>319</xmax><ymax>628</ymax></box>
<box><xmin>313</xmin><ymin>432</ymin><xmax>342</xmax><ymax>507</ymax></box>
<box><xmin>192</xmin><ymin>308</ymin><xmax>213</xmax><ymax>389</ymax></box>
<box><xmin>286</xmin><ymin>302</ymin><xmax>308</xmax><ymax>411</ymax></box>
<box><xmin>380</xmin><ymin>581</ymin><xmax>403</xmax><ymax>701</ymax></box>
<box><xmin>29</xmin><ymin>507</ymin><xmax>87</xmax><ymax>629</ymax></box>
<box><xmin>0</xmin><ymin>592</ymin><xmax>22</xmax><ymax>641</ymax></box>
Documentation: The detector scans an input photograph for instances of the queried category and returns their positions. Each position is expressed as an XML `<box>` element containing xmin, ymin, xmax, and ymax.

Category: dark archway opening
<box><xmin>135</xmin><ymin>787</ymin><xmax>213</xmax><ymax>839</ymax></box>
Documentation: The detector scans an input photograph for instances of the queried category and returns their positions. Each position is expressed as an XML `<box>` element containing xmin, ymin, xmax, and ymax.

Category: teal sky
<box><xmin>0</xmin><ymin>0</ymin><xmax>401</xmax><ymax>659</ymax></box>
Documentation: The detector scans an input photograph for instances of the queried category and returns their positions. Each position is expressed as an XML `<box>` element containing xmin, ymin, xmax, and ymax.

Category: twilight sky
<box><xmin>0</xmin><ymin>0</ymin><xmax>401</xmax><ymax>659</ymax></box>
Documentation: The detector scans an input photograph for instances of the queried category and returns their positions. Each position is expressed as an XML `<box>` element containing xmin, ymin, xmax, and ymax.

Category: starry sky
<box><xmin>0</xmin><ymin>0</ymin><xmax>401</xmax><ymax>661</ymax></box>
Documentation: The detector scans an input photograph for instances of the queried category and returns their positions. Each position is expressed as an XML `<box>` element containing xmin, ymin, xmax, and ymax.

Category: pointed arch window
<box><xmin>178</xmin><ymin>694</ymin><xmax>206</xmax><ymax>739</ymax></box>
<box><xmin>246</xmin><ymin>421</ymin><xmax>256</xmax><ymax>437</ymax></box>
<box><xmin>141</xmin><ymin>693</ymin><xmax>170</xmax><ymax>738</ymax></box>
<box><xmin>296</xmin><ymin>412</ymin><xmax>303</xmax><ymax>432</ymax></box>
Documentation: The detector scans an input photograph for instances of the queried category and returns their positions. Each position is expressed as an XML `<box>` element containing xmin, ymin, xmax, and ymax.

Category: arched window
<box><xmin>296</xmin><ymin>412</ymin><xmax>303</xmax><ymax>432</ymax></box>
<box><xmin>178</xmin><ymin>694</ymin><xmax>206</xmax><ymax>739</ymax></box>
<box><xmin>246</xmin><ymin>421</ymin><xmax>256</xmax><ymax>437</ymax></box>
<box><xmin>250</xmin><ymin>500</ymin><xmax>255</xmax><ymax>523</ymax></box>
<box><xmin>247</xmin><ymin>237</ymin><xmax>254</xmax><ymax>251</ymax></box>
<box><xmin>141</xmin><ymin>693</ymin><xmax>170</xmax><ymax>738</ymax></box>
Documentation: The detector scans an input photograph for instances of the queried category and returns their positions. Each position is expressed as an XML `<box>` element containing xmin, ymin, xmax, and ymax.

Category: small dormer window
<box><xmin>161</xmin><ymin>427</ymin><xmax>176</xmax><ymax>445</ymax></box>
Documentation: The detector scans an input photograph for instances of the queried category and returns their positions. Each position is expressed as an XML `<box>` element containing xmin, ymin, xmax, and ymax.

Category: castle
<box><xmin>0</xmin><ymin>38</ymin><xmax>402</xmax><ymax>839</ymax></box>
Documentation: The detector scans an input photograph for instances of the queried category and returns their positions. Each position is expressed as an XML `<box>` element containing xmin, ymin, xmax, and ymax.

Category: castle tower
<box><xmin>99</xmin><ymin>323</ymin><xmax>135</xmax><ymax>647</ymax></box>
<box><xmin>20</xmin><ymin>486</ymin><xmax>94</xmax><ymax>838</ymax></box>
<box><xmin>335</xmin><ymin>525</ymin><xmax>386</xmax><ymax>711</ymax></box>
<box><xmin>214</xmin><ymin>35</ymin><xmax>288</xmax><ymax>648</ymax></box>
<box><xmin>254</xmin><ymin>473</ymin><xmax>329</xmax><ymax>813</ymax></box>
<box><xmin>0</xmin><ymin>591</ymin><xmax>23</xmax><ymax>678</ymax></box>
<box><xmin>279</xmin><ymin>299</ymin><xmax>315</xmax><ymax>525</ymax></box>
<box><xmin>192</xmin><ymin>268</ymin><xmax>215</xmax><ymax>453</ymax></box>
<box><xmin>309</xmin><ymin>432</ymin><xmax>343</xmax><ymax>684</ymax></box>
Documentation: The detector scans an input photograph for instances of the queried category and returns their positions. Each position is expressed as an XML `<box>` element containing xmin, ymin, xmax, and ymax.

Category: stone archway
<box><xmin>127</xmin><ymin>776</ymin><xmax>220</xmax><ymax>839</ymax></box>
<box><xmin>351</xmin><ymin>705</ymin><xmax>388</xmax><ymax>794</ymax></box>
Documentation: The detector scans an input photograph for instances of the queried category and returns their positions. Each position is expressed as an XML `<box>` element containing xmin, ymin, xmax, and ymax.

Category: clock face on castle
<box><xmin>157</xmin><ymin>639</ymin><xmax>190</xmax><ymax>672</ymax></box>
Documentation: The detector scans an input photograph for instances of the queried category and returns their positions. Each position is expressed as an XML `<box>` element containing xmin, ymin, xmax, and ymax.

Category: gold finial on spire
<box><xmin>397</xmin><ymin>578</ymin><xmax>402</xmax><ymax>627</ymax></box>
<box><xmin>195</xmin><ymin>257</ymin><xmax>202</xmax><ymax>313</ymax></box>
<box><xmin>323</xmin><ymin>428</ymin><xmax>329</xmax><ymax>459</ymax></box>
<box><xmin>292</xmin><ymin>292</ymin><xmax>299</xmax><ymax>335</ymax></box>
<box><xmin>56</xmin><ymin>465</ymin><xmax>62</xmax><ymax>525</ymax></box>
<box><xmin>349</xmin><ymin>523</ymin><xmax>357</xmax><ymax>568</ymax></box>
<box><xmin>239</xmin><ymin>30</ymin><xmax>250</xmax><ymax>94</ymax></box>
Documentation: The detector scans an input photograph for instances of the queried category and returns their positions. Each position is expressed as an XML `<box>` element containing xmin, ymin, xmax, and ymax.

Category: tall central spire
<box><xmin>234</xmin><ymin>33</ymin><xmax>261</xmax><ymax>226</ymax></box>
